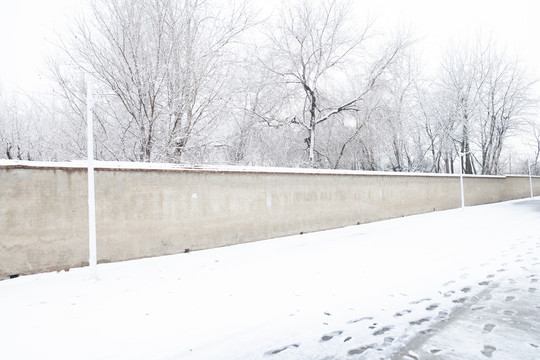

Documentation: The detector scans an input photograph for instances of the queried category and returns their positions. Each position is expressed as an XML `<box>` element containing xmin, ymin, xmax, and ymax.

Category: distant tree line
<box><xmin>1</xmin><ymin>0</ymin><xmax>538</xmax><ymax>175</ymax></box>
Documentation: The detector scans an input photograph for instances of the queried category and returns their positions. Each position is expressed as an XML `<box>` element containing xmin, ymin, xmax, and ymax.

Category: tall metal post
<box><xmin>87</xmin><ymin>77</ymin><xmax>98</xmax><ymax>278</ymax></box>
<box><xmin>528</xmin><ymin>159</ymin><xmax>534</xmax><ymax>198</ymax></box>
<box><xmin>460</xmin><ymin>153</ymin><xmax>465</xmax><ymax>208</ymax></box>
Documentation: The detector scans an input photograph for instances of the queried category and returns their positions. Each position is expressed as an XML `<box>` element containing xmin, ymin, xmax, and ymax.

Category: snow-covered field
<box><xmin>1</xmin><ymin>198</ymin><xmax>539</xmax><ymax>360</ymax></box>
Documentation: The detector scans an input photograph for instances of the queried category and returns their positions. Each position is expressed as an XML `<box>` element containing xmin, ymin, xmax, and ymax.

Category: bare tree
<box><xmin>53</xmin><ymin>0</ymin><xmax>252</xmax><ymax>162</ymax></box>
<box><xmin>477</xmin><ymin>47</ymin><xmax>536</xmax><ymax>174</ymax></box>
<box><xmin>0</xmin><ymin>89</ymin><xmax>60</xmax><ymax>161</ymax></box>
<box><xmin>438</xmin><ymin>38</ymin><xmax>536</xmax><ymax>175</ymax></box>
<box><xmin>526</xmin><ymin>122</ymin><xmax>540</xmax><ymax>175</ymax></box>
<box><xmin>439</xmin><ymin>42</ymin><xmax>487</xmax><ymax>174</ymax></box>
<box><xmin>375</xmin><ymin>50</ymin><xmax>426</xmax><ymax>172</ymax></box>
<box><xmin>417</xmin><ymin>81</ymin><xmax>461</xmax><ymax>173</ymax></box>
<box><xmin>258</xmin><ymin>0</ymin><xmax>410</xmax><ymax>167</ymax></box>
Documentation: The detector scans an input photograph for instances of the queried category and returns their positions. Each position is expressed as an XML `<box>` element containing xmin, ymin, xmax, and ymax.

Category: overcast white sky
<box><xmin>1</xmin><ymin>0</ymin><xmax>539</xmax><ymax>94</ymax></box>
<box><xmin>0</xmin><ymin>0</ymin><xmax>81</xmax><ymax>93</ymax></box>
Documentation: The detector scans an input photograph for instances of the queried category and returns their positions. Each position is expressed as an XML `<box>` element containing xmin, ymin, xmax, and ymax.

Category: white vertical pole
<box><xmin>87</xmin><ymin>77</ymin><xmax>98</xmax><ymax>278</ymax></box>
<box><xmin>528</xmin><ymin>159</ymin><xmax>534</xmax><ymax>198</ymax></box>
<box><xmin>460</xmin><ymin>153</ymin><xmax>465</xmax><ymax>208</ymax></box>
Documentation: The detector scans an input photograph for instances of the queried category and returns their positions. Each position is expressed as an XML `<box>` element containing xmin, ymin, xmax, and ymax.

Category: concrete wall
<box><xmin>504</xmin><ymin>176</ymin><xmax>539</xmax><ymax>200</ymax></box>
<box><xmin>463</xmin><ymin>176</ymin><xmax>507</xmax><ymax>206</ymax></box>
<box><xmin>94</xmin><ymin>171</ymin><xmax>461</xmax><ymax>264</ymax></box>
<box><xmin>0</xmin><ymin>167</ymin><xmax>89</xmax><ymax>278</ymax></box>
<box><xmin>1</xmin><ymin>162</ymin><xmax>539</xmax><ymax>279</ymax></box>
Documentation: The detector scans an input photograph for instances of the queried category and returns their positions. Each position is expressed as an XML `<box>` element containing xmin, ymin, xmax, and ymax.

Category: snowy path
<box><xmin>1</xmin><ymin>198</ymin><xmax>539</xmax><ymax>360</ymax></box>
<box><xmin>394</xmin><ymin>260</ymin><xmax>540</xmax><ymax>360</ymax></box>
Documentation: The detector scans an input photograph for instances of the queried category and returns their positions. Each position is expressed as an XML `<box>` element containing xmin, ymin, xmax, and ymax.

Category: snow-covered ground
<box><xmin>1</xmin><ymin>198</ymin><xmax>539</xmax><ymax>360</ymax></box>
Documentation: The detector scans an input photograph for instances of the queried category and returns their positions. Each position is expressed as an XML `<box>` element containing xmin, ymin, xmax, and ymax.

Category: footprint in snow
<box><xmin>347</xmin><ymin>316</ymin><xmax>372</xmax><ymax>324</ymax></box>
<box><xmin>403</xmin><ymin>351</ymin><xmax>420</xmax><ymax>359</ymax></box>
<box><xmin>409</xmin><ymin>317</ymin><xmax>430</xmax><ymax>326</ymax></box>
<box><xmin>420</xmin><ymin>328</ymin><xmax>437</xmax><ymax>335</ymax></box>
<box><xmin>443</xmin><ymin>290</ymin><xmax>455</xmax><ymax>297</ymax></box>
<box><xmin>438</xmin><ymin>310</ymin><xmax>449</xmax><ymax>320</ymax></box>
<box><xmin>394</xmin><ymin>310</ymin><xmax>412</xmax><ymax>317</ymax></box>
<box><xmin>410</xmin><ymin>298</ymin><xmax>431</xmax><ymax>305</ymax></box>
<box><xmin>480</xmin><ymin>345</ymin><xmax>496</xmax><ymax>358</ymax></box>
<box><xmin>320</xmin><ymin>330</ymin><xmax>343</xmax><ymax>342</ymax></box>
<box><xmin>264</xmin><ymin>344</ymin><xmax>299</xmax><ymax>356</ymax></box>
<box><xmin>347</xmin><ymin>344</ymin><xmax>376</xmax><ymax>356</ymax></box>
<box><xmin>425</xmin><ymin>303</ymin><xmax>439</xmax><ymax>311</ymax></box>
<box><xmin>372</xmin><ymin>326</ymin><xmax>392</xmax><ymax>336</ymax></box>
<box><xmin>483</xmin><ymin>323</ymin><xmax>496</xmax><ymax>332</ymax></box>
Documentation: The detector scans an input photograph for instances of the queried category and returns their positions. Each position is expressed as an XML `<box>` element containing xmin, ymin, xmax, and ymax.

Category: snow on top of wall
<box><xmin>0</xmin><ymin>159</ymin><xmax>514</xmax><ymax>178</ymax></box>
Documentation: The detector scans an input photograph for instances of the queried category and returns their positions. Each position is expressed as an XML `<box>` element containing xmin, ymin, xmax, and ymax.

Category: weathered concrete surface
<box><xmin>0</xmin><ymin>167</ymin><xmax>89</xmax><ymax>278</ymax></box>
<box><xmin>463</xmin><ymin>175</ymin><xmax>539</xmax><ymax>206</ymax></box>
<box><xmin>94</xmin><ymin>170</ymin><xmax>462</xmax><ymax>263</ymax></box>
<box><xmin>1</xmin><ymin>162</ymin><xmax>539</xmax><ymax>279</ymax></box>
<box><xmin>505</xmin><ymin>175</ymin><xmax>540</xmax><ymax>200</ymax></box>
<box><xmin>464</xmin><ymin>176</ymin><xmax>506</xmax><ymax>206</ymax></box>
